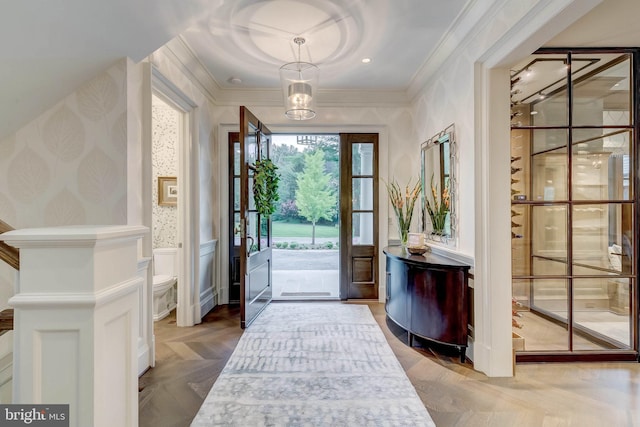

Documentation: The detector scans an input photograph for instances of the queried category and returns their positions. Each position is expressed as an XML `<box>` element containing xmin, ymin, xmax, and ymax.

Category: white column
<box><xmin>137</xmin><ymin>257</ymin><xmax>153</xmax><ymax>373</ymax></box>
<box><xmin>0</xmin><ymin>225</ymin><xmax>148</xmax><ymax>427</ymax></box>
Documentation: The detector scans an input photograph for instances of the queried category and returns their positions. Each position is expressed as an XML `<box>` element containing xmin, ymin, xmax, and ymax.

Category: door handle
<box><xmin>247</xmin><ymin>236</ymin><xmax>254</xmax><ymax>255</ymax></box>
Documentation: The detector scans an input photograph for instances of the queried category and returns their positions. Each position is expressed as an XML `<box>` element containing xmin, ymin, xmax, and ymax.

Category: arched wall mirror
<box><xmin>421</xmin><ymin>124</ymin><xmax>456</xmax><ymax>245</ymax></box>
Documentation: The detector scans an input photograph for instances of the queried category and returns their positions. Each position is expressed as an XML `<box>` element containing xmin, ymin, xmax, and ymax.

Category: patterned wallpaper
<box><xmin>151</xmin><ymin>50</ymin><xmax>218</xmax><ymax>244</ymax></box>
<box><xmin>0</xmin><ymin>61</ymin><xmax>128</xmax><ymax>228</ymax></box>
<box><xmin>0</xmin><ymin>59</ymin><xmax>130</xmax><ymax>309</ymax></box>
<box><xmin>152</xmin><ymin>95</ymin><xmax>178</xmax><ymax>249</ymax></box>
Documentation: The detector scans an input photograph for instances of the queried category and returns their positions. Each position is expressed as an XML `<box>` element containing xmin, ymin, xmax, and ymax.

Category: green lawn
<box><xmin>272</xmin><ymin>221</ymin><xmax>339</xmax><ymax>238</ymax></box>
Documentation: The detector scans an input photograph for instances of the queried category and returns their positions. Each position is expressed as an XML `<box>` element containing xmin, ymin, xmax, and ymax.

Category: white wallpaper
<box><xmin>0</xmin><ymin>61</ymin><xmax>128</xmax><ymax>228</ymax></box>
<box><xmin>0</xmin><ymin>59</ymin><xmax>131</xmax><ymax>309</ymax></box>
<box><xmin>411</xmin><ymin>0</ymin><xmax>541</xmax><ymax>257</ymax></box>
<box><xmin>152</xmin><ymin>95</ymin><xmax>179</xmax><ymax>249</ymax></box>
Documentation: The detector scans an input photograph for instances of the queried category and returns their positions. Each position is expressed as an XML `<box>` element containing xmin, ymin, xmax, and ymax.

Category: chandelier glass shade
<box><xmin>279</xmin><ymin>37</ymin><xmax>318</xmax><ymax>120</ymax></box>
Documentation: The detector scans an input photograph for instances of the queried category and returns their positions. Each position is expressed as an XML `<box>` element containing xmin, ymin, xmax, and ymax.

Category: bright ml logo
<box><xmin>0</xmin><ymin>405</ymin><xmax>68</xmax><ymax>426</ymax></box>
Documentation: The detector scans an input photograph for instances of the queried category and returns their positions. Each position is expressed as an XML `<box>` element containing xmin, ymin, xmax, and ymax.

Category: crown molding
<box><xmin>159</xmin><ymin>35</ymin><xmax>410</xmax><ymax>108</ymax></box>
<box><xmin>407</xmin><ymin>0</ymin><xmax>602</xmax><ymax>100</ymax></box>
<box><xmin>407</xmin><ymin>0</ymin><xmax>498</xmax><ymax>100</ymax></box>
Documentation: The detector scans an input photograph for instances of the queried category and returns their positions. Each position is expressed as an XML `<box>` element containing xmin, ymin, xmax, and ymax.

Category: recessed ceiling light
<box><xmin>530</xmin><ymin>111</ymin><xmax>538</xmax><ymax>115</ymax></box>
<box><xmin>229</xmin><ymin>77</ymin><xmax>242</xmax><ymax>84</ymax></box>
<box><xmin>361</xmin><ymin>58</ymin><xmax>371</xmax><ymax>64</ymax></box>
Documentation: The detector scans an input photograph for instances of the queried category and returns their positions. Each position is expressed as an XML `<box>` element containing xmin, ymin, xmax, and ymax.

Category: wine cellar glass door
<box><xmin>510</xmin><ymin>49</ymin><xmax>638</xmax><ymax>361</ymax></box>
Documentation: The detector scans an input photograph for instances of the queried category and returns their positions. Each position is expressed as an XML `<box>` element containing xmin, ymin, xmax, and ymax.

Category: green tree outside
<box><xmin>295</xmin><ymin>150</ymin><xmax>336</xmax><ymax>244</ymax></box>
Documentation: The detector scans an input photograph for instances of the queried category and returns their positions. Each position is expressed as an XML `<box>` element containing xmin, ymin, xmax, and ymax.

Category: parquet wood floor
<box><xmin>139</xmin><ymin>302</ymin><xmax>640</xmax><ymax>427</ymax></box>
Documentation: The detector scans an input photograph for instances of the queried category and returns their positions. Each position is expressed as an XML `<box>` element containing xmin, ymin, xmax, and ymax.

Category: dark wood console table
<box><xmin>383</xmin><ymin>246</ymin><xmax>471</xmax><ymax>362</ymax></box>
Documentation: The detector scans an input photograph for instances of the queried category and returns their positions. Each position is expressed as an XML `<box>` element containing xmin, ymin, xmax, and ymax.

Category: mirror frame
<box><xmin>421</xmin><ymin>124</ymin><xmax>457</xmax><ymax>246</ymax></box>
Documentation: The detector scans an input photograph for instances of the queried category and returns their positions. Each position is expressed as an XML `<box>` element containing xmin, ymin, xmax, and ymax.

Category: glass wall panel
<box><xmin>572</xmin><ymin>129</ymin><xmax>631</xmax><ymax>201</ymax></box>
<box><xmin>531</xmin><ymin>92</ymin><xmax>568</xmax><ymax>127</ymax></box>
<box><xmin>572</xmin><ymin>203</ymin><xmax>633</xmax><ymax>274</ymax></box>
<box><xmin>352</xmin><ymin>178</ymin><xmax>373</xmax><ymax>210</ymax></box>
<box><xmin>512</xmin><ymin>49</ymin><xmax>636</xmax><ymax>358</ymax></box>
<box><xmin>511</xmin><ymin>55</ymin><xmax>569</xmax><ymax>126</ymax></box>
<box><xmin>531</xmin><ymin>205</ymin><xmax>567</xmax><ymax>275</ymax></box>
<box><xmin>528</xmin><ymin>279</ymin><xmax>570</xmax><ymax>351</ymax></box>
<box><xmin>532</xmin><ymin>129</ymin><xmax>568</xmax><ymax>155</ymax></box>
<box><xmin>532</xmin><ymin>148</ymin><xmax>567</xmax><ymax>201</ymax></box>
<box><xmin>511</xmin><ymin>205</ymin><xmax>530</xmax><ymax>276</ymax></box>
<box><xmin>572</xmin><ymin>54</ymin><xmax>631</xmax><ymax>127</ymax></box>
<box><xmin>573</xmin><ymin>278</ymin><xmax>631</xmax><ymax>350</ymax></box>
<box><xmin>352</xmin><ymin>212</ymin><xmax>373</xmax><ymax>245</ymax></box>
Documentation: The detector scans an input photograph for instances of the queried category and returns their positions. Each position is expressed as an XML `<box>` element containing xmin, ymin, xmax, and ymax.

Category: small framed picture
<box><xmin>158</xmin><ymin>176</ymin><xmax>177</xmax><ymax>206</ymax></box>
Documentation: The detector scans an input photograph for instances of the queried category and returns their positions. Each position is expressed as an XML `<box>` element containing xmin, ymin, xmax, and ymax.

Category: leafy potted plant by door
<box><xmin>253</xmin><ymin>158</ymin><xmax>280</xmax><ymax>216</ymax></box>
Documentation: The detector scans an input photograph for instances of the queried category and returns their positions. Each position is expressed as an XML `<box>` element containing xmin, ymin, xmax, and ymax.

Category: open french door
<box><xmin>239</xmin><ymin>106</ymin><xmax>273</xmax><ymax>328</ymax></box>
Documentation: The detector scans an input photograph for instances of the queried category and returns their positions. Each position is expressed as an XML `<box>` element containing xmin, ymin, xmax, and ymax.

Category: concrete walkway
<box><xmin>272</xmin><ymin>249</ymin><xmax>339</xmax><ymax>300</ymax></box>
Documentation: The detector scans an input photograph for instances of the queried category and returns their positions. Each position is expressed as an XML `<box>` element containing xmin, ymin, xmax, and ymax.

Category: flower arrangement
<box><xmin>385</xmin><ymin>178</ymin><xmax>422</xmax><ymax>246</ymax></box>
<box><xmin>425</xmin><ymin>173</ymin><xmax>450</xmax><ymax>235</ymax></box>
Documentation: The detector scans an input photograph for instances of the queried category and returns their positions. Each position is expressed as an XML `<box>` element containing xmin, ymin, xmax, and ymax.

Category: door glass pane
<box><xmin>234</xmin><ymin>177</ymin><xmax>240</xmax><ymax>210</ymax></box>
<box><xmin>247</xmin><ymin>123</ymin><xmax>258</xmax><ymax>166</ymax></box>
<box><xmin>260</xmin><ymin>133</ymin><xmax>269</xmax><ymax>159</ymax></box>
<box><xmin>532</xmin><ymin>148</ymin><xmax>567</xmax><ymax>201</ymax></box>
<box><xmin>233</xmin><ymin>142</ymin><xmax>241</xmax><ymax>175</ymax></box>
<box><xmin>572</xmin><ymin>129</ymin><xmax>631</xmax><ymax>201</ymax></box>
<box><xmin>260</xmin><ymin>214</ymin><xmax>269</xmax><ymax>249</ymax></box>
<box><xmin>573</xmin><ymin>278</ymin><xmax>631</xmax><ymax>350</ymax></box>
<box><xmin>572</xmin><ymin>54</ymin><xmax>631</xmax><ymax>127</ymax></box>
<box><xmin>531</xmin><ymin>205</ymin><xmax>567</xmax><ymax>275</ymax></box>
<box><xmin>352</xmin><ymin>212</ymin><xmax>373</xmax><ymax>245</ymax></box>
<box><xmin>352</xmin><ymin>143</ymin><xmax>373</xmax><ymax>175</ymax></box>
<box><xmin>573</xmin><ymin>203</ymin><xmax>633</xmax><ymax>274</ymax></box>
<box><xmin>234</xmin><ymin>213</ymin><xmax>241</xmax><ymax>246</ymax></box>
<box><xmin>248</xmin><ymin>177</ymin><xmax>255</xmax><ymax>211</ymax></box>
<box><xmin>248</xmin><ymin>212</ymin><xmax>258</xmax><ymax>254</ymax></box>
<box><xmin>352</xmin><ymin>178</ymin><xmax>373</xmax><ymax>210</ymax></box>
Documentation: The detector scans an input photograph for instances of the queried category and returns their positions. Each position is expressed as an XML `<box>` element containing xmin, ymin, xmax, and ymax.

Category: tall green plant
<box><xmin>295</xmin><ymin>151</ymin><xmax>336</xmax><ymax>244</ymax></box>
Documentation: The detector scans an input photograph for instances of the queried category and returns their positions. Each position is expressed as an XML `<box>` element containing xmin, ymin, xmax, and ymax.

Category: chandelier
<box><xmin>279</xmin><ymin>37</ymin><xmax>318</xmax><ymax>120</ymax></box>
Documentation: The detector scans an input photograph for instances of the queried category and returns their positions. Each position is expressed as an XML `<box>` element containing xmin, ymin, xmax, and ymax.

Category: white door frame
<box><xmin>150</xmin><ymin>67</ymin><xmax>200</xmax><ymax>327</ymax></box>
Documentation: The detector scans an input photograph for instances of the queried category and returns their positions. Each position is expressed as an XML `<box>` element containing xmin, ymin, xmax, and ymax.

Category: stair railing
<box><xmin>0</xmin><ymin>219</ymin><xmax>17</xmax><ymax>334</ymax></box>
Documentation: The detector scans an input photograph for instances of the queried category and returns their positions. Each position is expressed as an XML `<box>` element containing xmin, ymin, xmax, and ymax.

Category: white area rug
<box><xmin>191</xmin><ymin>303</ymin><xmax>436</xmax><ymax>426</ymax></box>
